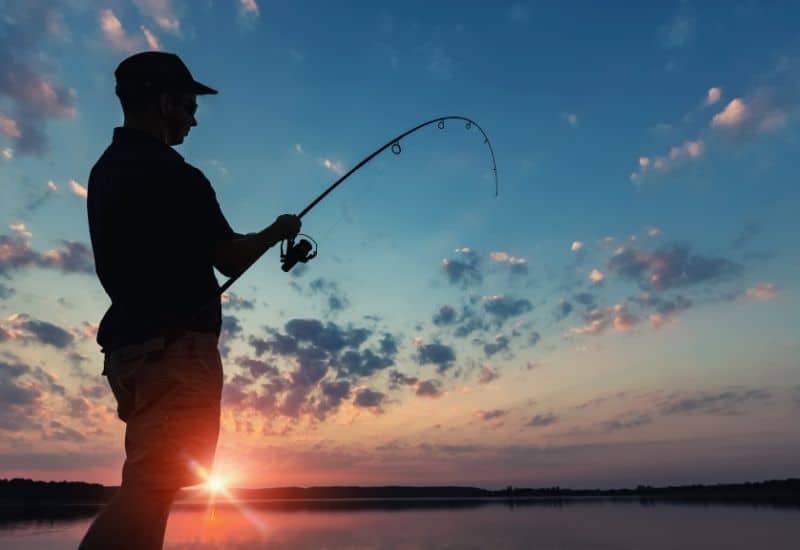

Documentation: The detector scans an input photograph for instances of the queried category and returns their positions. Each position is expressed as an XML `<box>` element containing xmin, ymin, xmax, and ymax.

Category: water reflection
<box><xmin>1</xmin><ymin>499</ymin><xmax>798</xmax><ymax>549</ymax></box>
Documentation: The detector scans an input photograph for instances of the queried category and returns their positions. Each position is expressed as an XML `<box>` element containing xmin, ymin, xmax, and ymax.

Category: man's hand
<box><xmin>212</xmin><ymin>214</ymin><xmax>302</xmax><ymax>278</ymax></box>
<box><xmin>272</xmin><ymin>214</ymin><xmax>301</xmax><ymax>241</ymax></box>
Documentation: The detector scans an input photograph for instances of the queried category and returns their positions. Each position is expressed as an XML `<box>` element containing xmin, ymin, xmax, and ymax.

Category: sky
<box><xmin>1</xmin><ymin>0</ymin><xmax>799</xmax><ymax>490</ymax></box>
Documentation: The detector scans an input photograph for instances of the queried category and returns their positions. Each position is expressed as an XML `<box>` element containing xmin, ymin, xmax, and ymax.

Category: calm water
<box><xmin>1</xmin><ymin>499</ymin><xmax>798</xmax><ymax>549</ymax></box>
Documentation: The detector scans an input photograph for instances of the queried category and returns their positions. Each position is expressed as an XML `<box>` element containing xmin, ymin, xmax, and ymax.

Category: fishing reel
<box><xmin>280</xmin><ymin>234</ymin><xmax>318</xmax><ymax>272</ymax></box>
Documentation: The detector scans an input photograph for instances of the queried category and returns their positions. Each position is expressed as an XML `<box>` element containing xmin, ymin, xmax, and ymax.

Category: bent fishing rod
<box><xmin>183</xmin><ymin>115</ymin><xmax>498</xmax><ymax>330</ymax></box>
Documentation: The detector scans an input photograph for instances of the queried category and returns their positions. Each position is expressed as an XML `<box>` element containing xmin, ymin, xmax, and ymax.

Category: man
<box><xmin>79</xmin><ymin>51</ymin><xmax>300</xmax><ymax>550</ymax></box>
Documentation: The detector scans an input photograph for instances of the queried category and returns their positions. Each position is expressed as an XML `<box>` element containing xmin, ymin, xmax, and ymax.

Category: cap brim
<box><xmin>190</xmin><ymin>80</ymin><xmax>218</xmax><ymax>95</ymax></box>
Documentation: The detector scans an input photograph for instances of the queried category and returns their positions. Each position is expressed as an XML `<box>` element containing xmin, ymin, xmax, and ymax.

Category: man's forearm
<box><xmin>214</xmin><ymin>225</ymin><xmax>284</xmax><ymax>278</ymax></box>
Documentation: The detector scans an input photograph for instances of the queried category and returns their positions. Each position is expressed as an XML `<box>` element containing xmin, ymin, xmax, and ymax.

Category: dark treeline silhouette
<box><xmin>3</xmin><ymin>477</ymin><xmax>799</xmax><ymax>504</ymax></box>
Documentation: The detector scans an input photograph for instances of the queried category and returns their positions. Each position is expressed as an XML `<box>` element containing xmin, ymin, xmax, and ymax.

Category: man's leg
<box><xmin>77</xmin><ymin>484</ymin><xmax>179</xmax><ymax>550</ymax></box>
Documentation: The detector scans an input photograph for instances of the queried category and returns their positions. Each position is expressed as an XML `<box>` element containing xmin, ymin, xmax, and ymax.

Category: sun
<box><xmin>206</xmin><ymin>475</ymin><xmax>226</xmax><ymax>493</ymax></box>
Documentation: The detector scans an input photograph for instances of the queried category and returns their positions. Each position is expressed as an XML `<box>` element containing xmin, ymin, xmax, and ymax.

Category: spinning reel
<box><xmin>280</xmin><ymin>234</ymin><xmax>318</xmax><ymax>272</ymax></box>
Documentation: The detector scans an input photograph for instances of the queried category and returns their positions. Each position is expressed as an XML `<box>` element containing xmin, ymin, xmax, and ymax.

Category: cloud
<box><xmin>711</xmin><ymin>96</ymin><xmax>787</xmax><ymax>138</ymax></box>
<box><xmin>477</xmin><ymin>409</ymin><xmax>507</xmax><ymax>422</ymax></box>
<box><xmin>25</xmin><ymin>180</ymin><xmax>59</xmax><ymax>211</ymax></box>
<box><xmin>432</xmin><ymin>305</ymin><xmax>458</xmax><ymax>326</ymax></box>
<box><xmin>416</xmin><ymin>379</ymin><xmax>443</xmax><ymax>398</ymax></box>
<box><xmin>239</xmin><ymin>0</ymin><xmax>260</xmax><ymax>18</ymax></box>
<box><xmin>589</xmin><ymin>269</ymin><xmax>604</xmax><ymax>283</ymax></box>
<box><xmin>353</xmin><ymin>388</ymin><xmax>385</xmax><ymax>411</ymax></box>
<box><xmin>526</xmin><ymin>412</ymin><xmax>558</xmax><ymax>427</ymax></box>
<box><xmin>442</xmin><ymin>248</ymin><xmax>482</xmax><ymax>287</ymax></box>
<box><xmin>0</xmin><ymin>3</ymin><xmax>78</xmax><ymax>155</ymax></box>
<box><xmin>631</xmin><ymin>139</ymin><xmax>704</xmax><ymax>184</ymax></box>
<box><xmin>141</xmin><ymin>26</ymin><xmax>161</xmax><ymax>50</ymax></box>
<box><xmin>1</xmin><ymin>313</ymin><xmax>75</xmax><ymax>348</ymax></box>
<box><xmin>477</xmin><ymin>363</ymin><xmax>499</xmax><ymax>384</ymax></box>
<box><xmin>608</xmin><ymin>245</ymin><xmax>741</xmax><ymax>291</ymax></box>
<box><xmin>706</xmin><ymin>87</ymin><xmax>722</xmax><ymax>106</ymax></box>
<box><xmin>99</xmin><ymin>9</ymin><xmax>142</xmax><ymax>53</ymax></box>
<box><xmin>658</xmin><ymin>388</ymin><xmax>770</xmax><ymax>416</ymax></box>
<box><xmin>388</xmin><ymin>370</ymin><xmax>418</xmax><ymax>390</ymax></box>
<box><xmin>68</xmin><ymin>179</ymin><xmax>87</xmax><ymax>199</ymax></box>
<box><xmin>565</xmin><ymin>113</ymin><xmax>578</xmax><ymax>127</ymax></box>
<box><xmin>309</xmin><ymin>278</ymin><xmax>350</xmax><ymax>314</ymax></box>
<box><xmin>427</xmin><ymin>45</ymin><xmax>455</xmax><ymax>80</ymax></box>
<box><xmin>318</xmin><ymin>157</ymin><xmax>346</xmax><ymax>176</ymax></box>
<box><xmin>602</xmin><ymin>412</ymin><xmax>653</xmax><ymax>432</ymax></box>
<box><xmin>0</xmin><ymin>231</ymin><xmax>94</xmax><ymax>278</ymax></box>
<box><xmin>568</xmin><ymin>304</ymin><xmax>640</xmax><ymax>336</ymax></box>
<box><xmin>416</xmin><ymin>342</ymin><xmax>456</xmax><ymax>374</ymax></box>
<box><xmin>553</xmin><ymin>300</ymin><xmax>573</xmax><ymax>321</ymax></box>
<box><xmin>658</xmin><ymin>16</ymin><xmax>694</xmax><ymax>49</ymax></box>
<box><xmin>221</xmin><ymin>292</ymin><xmax>255</xmax><ymax>311</ymax></box>
<box><xmin>746</xmin><ymin>282</ymin><xmax>778</xmax><ymax>301</ymax></box>
<box><xmin>0</xmin><ymin>283</ymin><xmax>14</xmax><ymax>299</ymax></box>
<box><xmin>571</xmin><ymin>241</ymin><xmax>584</xmax><ymax>252</ymax></box>
<box><xmin>482</xmin><ymin>294</ymin><xmax>533</xmax><ymax>324</ymax></box>
<box><xmin>489</xmin><ymin>251</ymin><xmax>528</xmax><ymax>275</ymax></box>
<box><xmin>483</xmin><ymin>335</ymin><xmax>509</xmax><ymax>357</ymax></box>
<box><xmin>1</xmin><ymin>147</ymin><xmax>12</xmax><ymax>160</ymax></box>
<box><xmin>731</xmin><ymin>221</ymin><xmax>761</xmax><ymax>250</ymax></box>
<box><xmin>133</xmin><ymin>0</ymin><xmax>181</xmax><ymax>32</ymax></box>
<box><xmin>235</xmin><ymin>356</ymin><xmax>279</xmax><ymax>379</ymax></box>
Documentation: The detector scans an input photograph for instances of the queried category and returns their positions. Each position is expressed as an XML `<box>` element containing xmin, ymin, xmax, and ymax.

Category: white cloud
<box><xmin>9</xmin><ymin>223</ymin><xmax>32</xmax><ymax>239</ymax></box>
<box><xmin>489</xmin><ymin>251</ymin><xmax>527</xmax><ymax>266</ymax></box>
<box><xmin>47</xmin><ymin>180</ymin><xmax>57</xmax><ymax>192</ymax></box>
<box><xmin>141</xmin><ymin>26</ymin><xmax>161</xmax><ymax>50</ymax></box>
<box><xmin>133</xmin><ymin>0</ymin><xmax>181</xmax><ymax>32</ymax></box>
<box><xmin>706</xmin><ymin>87</ymin><xmax>722</xmax><ymax>105</ymax></box>
<box><xmin>319</xmin><ymin>158</ymin><xmax>345</xmax><ymax>176</ymax></box>
<box><xmin>294</xmin><ymin>143</ymin><xmax>303</xmax><ymax>154</ymax></box>
<box><xmin>69</xmin><ymin>179</ymin><xmax>87</xmax><ymax>199</ymax></box>
<box><xmin>746</xmin><ymin>282</ymin><xmax>778</xmax><ymax>301</ymax></box>
<box><xmin>712</xmin><ymin>98</ymin><xmax>749</xmax><ymax>128</ymax></box>
<box><xmin>571</xmin><ymin>241</ymin><xmax>583</xmax><ymax>252</ymax></box>
<box><xmin>645</xmin><ymin>226</ymin><xmax>661</xmax><ymax>238</ymax></box>
<box><xmin>0</xmin><ymin>113</ymin><xmax>22</xmax><ymax>138</ymax></box>
<box><xmin>589</xmin><ymin>269</ymin><xmax>604</xmax><ymax>283</ymax></box>
<box><xmin>565</xmin><ymin>113</ymin><xmax>578</xmax><ymax>127</ymax></box>
<box><xmin>240</xmin><ymin>0</ymin><xmax>260</xmax><ymax>17</ymax></box>
<box><xmin>100</xmin><ymin>9</ymin><xmax>141</xmax><ymax>53</ymax></box>
<box><xmin>1</xmin><ymin>147</ymin><xmax>13</xmax><ymax>160</ymax></box>
<box><xmin>631</xmin><ymin>139</ymin><xmax>704</xmax><ymax>185</ymax></box>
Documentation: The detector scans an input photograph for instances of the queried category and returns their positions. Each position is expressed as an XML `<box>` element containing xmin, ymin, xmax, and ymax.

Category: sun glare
<box><xmin>206</xmin><ymin>475</ymin><xmax>226</xmax><ymax>493</ymax></box>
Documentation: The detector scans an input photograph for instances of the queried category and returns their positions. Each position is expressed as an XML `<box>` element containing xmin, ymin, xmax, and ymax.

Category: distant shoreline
<box><xmin>1</xmin><ymin>477</ymin><xmax>798</xmax><ymax>507</ymax></box>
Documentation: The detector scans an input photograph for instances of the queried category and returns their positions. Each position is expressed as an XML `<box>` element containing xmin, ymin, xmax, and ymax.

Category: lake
<box><xmin>1</xmin><ymin>498</ymin><xmax>798</xmax><ymax>549</ymax></box>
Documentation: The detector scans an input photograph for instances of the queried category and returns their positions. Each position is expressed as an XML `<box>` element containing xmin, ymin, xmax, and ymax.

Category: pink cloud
<box><xmin>100</xmin><ymin>9</ymin><xmax>141</xmax><ymax>53</ymax></box>
<box><xmin>0</xmin><ymin>113</ymin><xmax>22</xmax><ymax>138</ymax></box>
<box><xmin>69</xmin><ymin>179</ymin><xmax>87</xmax><ymax>199</ymax></box>
<box><xmin>746</xmin><ymin>282</ymin><xmax>778</xmax><ymax>301</ymax></box>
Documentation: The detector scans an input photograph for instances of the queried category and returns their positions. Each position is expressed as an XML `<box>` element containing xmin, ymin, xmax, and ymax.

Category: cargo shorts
<box><xmin>103</xmin><ymin>332</ymin><xmax>223</xmax><ymax>490</ymax></box>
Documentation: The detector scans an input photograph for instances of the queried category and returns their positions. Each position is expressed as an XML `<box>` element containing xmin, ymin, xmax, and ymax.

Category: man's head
<box><xmin>114</xmin><ymin>52</ymin><xmax>217</xmax><ymax>145</ymax></box>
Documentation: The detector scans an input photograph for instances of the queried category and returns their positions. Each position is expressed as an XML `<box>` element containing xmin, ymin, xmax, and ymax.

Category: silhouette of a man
<box><xmin>79</xmin><ymin>51</ymin><xmax>300</xmax><ymax>550</ymax></box>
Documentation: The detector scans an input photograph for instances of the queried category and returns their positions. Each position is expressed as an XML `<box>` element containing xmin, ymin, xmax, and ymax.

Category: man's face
<box><xmin>162</xmin><ymin>92</ymin><xmax>197</xmax><ymax>146</ymax></box>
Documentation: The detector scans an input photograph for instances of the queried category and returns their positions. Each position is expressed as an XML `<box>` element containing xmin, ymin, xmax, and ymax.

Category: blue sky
<box><xmin>1</xmin><ymin>1</ymin><xmax>799</xmax><ymax>488</ymax></box>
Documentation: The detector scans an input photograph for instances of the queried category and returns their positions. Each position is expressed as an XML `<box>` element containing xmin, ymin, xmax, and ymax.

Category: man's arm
<box><xmin>212</xmin><ymin>214</ymin><xmax>301</xmax><ymax>278</ymax></box>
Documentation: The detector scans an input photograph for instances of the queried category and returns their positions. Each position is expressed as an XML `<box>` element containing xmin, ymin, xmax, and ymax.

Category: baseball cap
<box><xmin>115</xmin><ymin>51</ymin><xmax>218</xmax><ymax>95</ymax></box>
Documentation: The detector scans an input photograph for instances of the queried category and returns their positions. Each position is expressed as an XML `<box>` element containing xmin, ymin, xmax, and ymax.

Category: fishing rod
<box><xmin>218</xmin><ymin>115</ymin><xmax>498</xmax><ymax>297</ymax></box>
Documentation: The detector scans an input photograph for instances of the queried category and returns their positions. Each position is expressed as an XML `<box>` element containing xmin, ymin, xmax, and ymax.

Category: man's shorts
<box><xmin>103</xmin><ymin>332</ymin><xmax>223</xmax><ymax>490</ymax></box>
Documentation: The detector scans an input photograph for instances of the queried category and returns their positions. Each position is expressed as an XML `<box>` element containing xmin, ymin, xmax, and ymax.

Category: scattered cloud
<box><xmin>1</xmin><ymin>147</ymin><xmax>13</xmax><ymax>160</ymax></box>
<box><xmin>706</xmin><ymin>87</ymin><xmax>722</xmax><ymax>106</ymax></box>
<box><xmin>239</xmin><ymin>0</ymin><xmax>260</xmax><ymax>19</ymax></box>
<box><xmin>442</xmin><ymin>248</ymin><xmax>482</xmax><ymax>288</ymax></box>
<box><xmin>526</xmin><ymin>412</ymin><xmax>558</xmax><ymax>427</ymax></box>
<box><xmin>482</xmin><ymin>294</ymin><xmax>533</xmax><ymax>324</ymax></box>
<box><xmin>1</xmin><ymin>313</ymin><xmax>74</xmax><ymax>348</ymax></box>
<box><xmin>571</xmin><ymin>241</ymin><xmax>584</xmax><ymax>252</ymax></box>
<box><xmin>746</xmin><ymin>282</ymin><xmax>778</xmax><ymax>301</ymax></box>
<box><xmin>565</xmin><ymin>113</ymin><xmax>578</xmax><ymax>127</ymax></box>
<box><xmin>657</xmin><ymin>16</ymin><xmax>694</xmax><ymax>49</ymax></box>
<box><xmin>416</xmin><ymin>379</ymin><xmax>443</xmax><ymax>398</ymax></box>
<box><xmin>0</xmin><ymin>231</ymin><xmax>94</xmax><ymax>277</ymax></box>
<box><xmin>141</xmin><ymin>26</ymin><xmax>161</xmax><ymax>50</ymax></box>
<box><xmin>607</xmin><ymin>245</ymin><xmax>741</xmax><ymax>291</ymax></box>
<box><xmin>489</xmin><ymin>251</ymin><xmax>528</xmax><ymax>275</ymax></box>
<box><xmin>416</xmin><ymin>342</ymin><xmax>456</xmax><ymax>374</ymax></box>
<box><xmin>658</xmin><ymin>388</ymin><xmax>770</xmax><ymax>416</ymax></box>
<box><xmin>589</xmin><ymin>269</ymin><xmax>604</xmax><ymax>284</ymax></box>
<box><xmin>631</xmin><ymin>139</ymin><xmax>704</xmax><ymax>184</ymax></box>
<box><xmin>68</xmin><ymin>179</ymin><xmax>87</xmax><ymax>199</ymax></box>
<box><xmin>711</xmin><ymin>96</ymin><xmax>786</xmax><ymax>137</ymax></box>
<box><xmin>477</xmin><ymin>363</ymin><xmax>499</xmax><ymax>384</ymax></box>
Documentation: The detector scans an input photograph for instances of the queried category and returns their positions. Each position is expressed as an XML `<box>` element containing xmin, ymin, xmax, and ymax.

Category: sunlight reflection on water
<box><xmin>1</xmin><ymin>499</ymin><xmax>798</xmax><ymax>549</ymax></box>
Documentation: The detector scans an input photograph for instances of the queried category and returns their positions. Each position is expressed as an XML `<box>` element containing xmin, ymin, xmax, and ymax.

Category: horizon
<box><xmin>1</xmin><ymin>1</ymin><xmax>799</xmax><ymax>491</ymax></box>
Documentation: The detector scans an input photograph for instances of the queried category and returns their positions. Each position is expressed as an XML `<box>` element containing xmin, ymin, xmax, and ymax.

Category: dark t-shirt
<box><xmin>88</xmin><ymin>127</ymin><xmax>234</xmax><ymax>352</ymax></box>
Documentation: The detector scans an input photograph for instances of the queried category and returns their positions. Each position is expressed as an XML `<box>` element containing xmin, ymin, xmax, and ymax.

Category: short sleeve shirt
<box><xmin>88</xmin><ymin>127</ymin><xmax>234</xmax><ymax>352</ymax></box>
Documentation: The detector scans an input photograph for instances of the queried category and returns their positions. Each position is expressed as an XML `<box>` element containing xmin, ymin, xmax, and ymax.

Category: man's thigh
<box><xmin>105</xmin><ymin>336</ymin><xmax>223</xmax><ymax>490</ymax></box>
